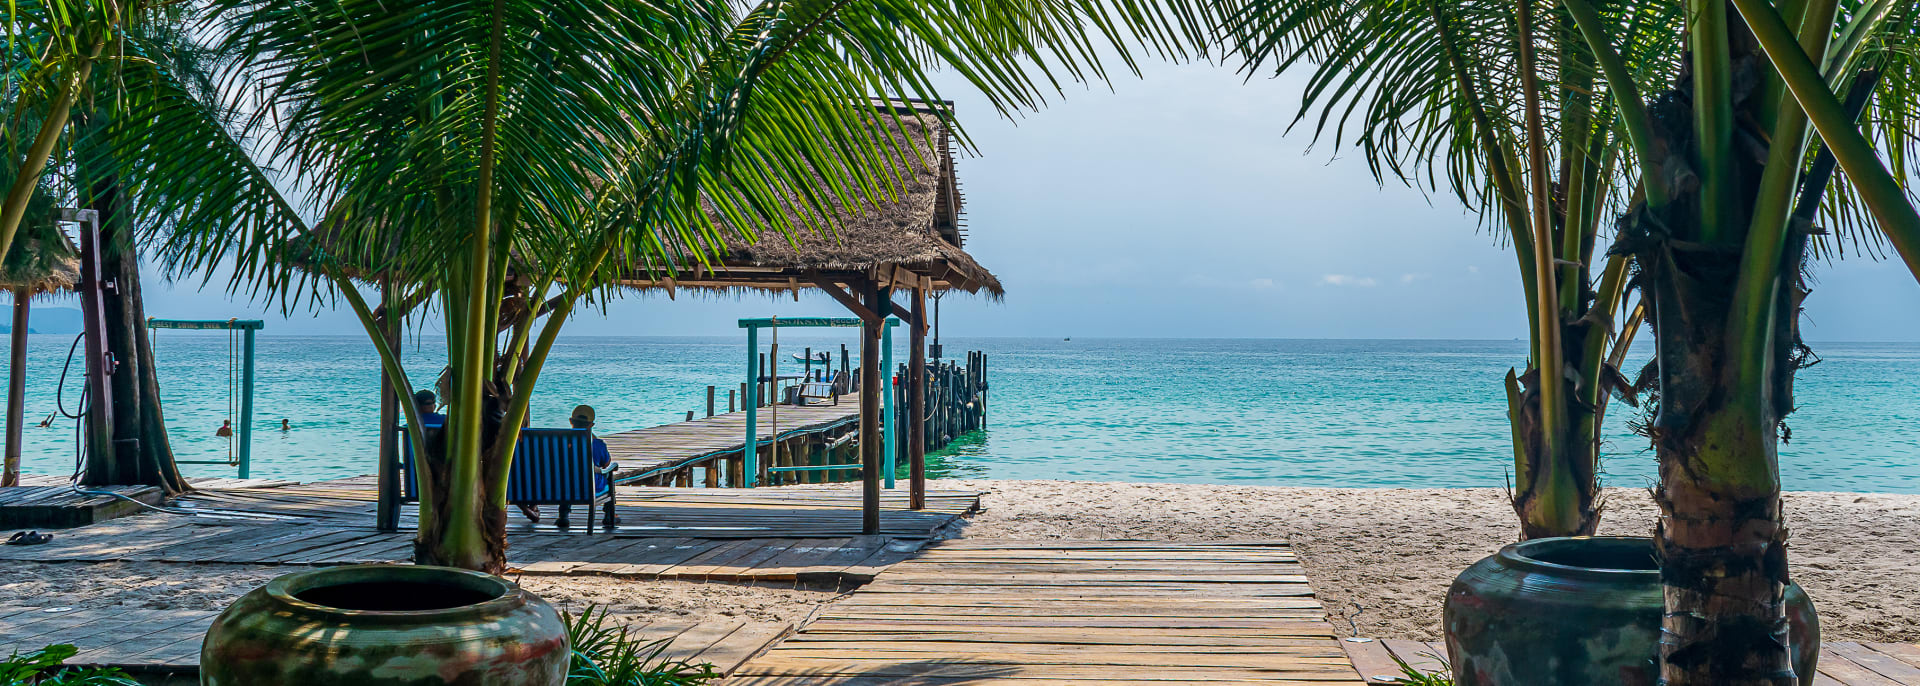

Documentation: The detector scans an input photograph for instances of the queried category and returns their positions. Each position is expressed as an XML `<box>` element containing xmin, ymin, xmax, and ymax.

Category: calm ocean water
<box><xmin>3</xmin><ymin>335</ymin><xmax>1915</xmax><ymax>492</ymax></box>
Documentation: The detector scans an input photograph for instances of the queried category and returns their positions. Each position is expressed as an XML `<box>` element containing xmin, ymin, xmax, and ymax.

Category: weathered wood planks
<box><xmin>0</xmin><ymin>485</ymin><xmax>163</xmax><ymax>529</ymax></box>
<box><xmin>0</xmin><ymin>604</ymin><xmax>793</xmax><ymax>678</ymax></box>
<box><xmin>731</xmin><ymin>539</ymin><xmax>1370</xmax><ymax>685</ymax></box>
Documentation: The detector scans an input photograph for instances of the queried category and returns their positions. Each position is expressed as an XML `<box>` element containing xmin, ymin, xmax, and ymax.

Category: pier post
<box><xmin>238</xmin><ymin>327</ymin><xmax>256</xmax><ymax>479</ymax></box>
<box><xmin>707</xmin><ymin>386</ymin><xmax>715</xmax><ymax>417</ymax></box>
<box><xmin>858</xmin><ymin>280</ymin><xmax>885</xmax><ymax>535</ymax></box>
<box><xmin>909</xmin><ymin>285</ymin><xmax>927</xmax><ymax>509</ymax></box>
<box><xmin>882</xmin><ymin>318</ymin><xmax>895</xmax><ymax>490</ymax></box>
<box><xmin>744</xmin><ymin>326</ymin><xmax>759</xmax><ymax>487</ymax></box>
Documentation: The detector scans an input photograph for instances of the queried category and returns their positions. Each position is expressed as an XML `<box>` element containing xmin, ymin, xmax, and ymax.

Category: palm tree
<box><xmin>104</xmin><ymin>0</ymin><xmax>1214</xmax><ymax>572</ymax></box>
<box><xmin>1221</xmin><ymin>0</ymin><xmax>1683</xmax><ymax>538</ymax></box>
<box><xmin>1230</xmin><ymin>0</ymin><xmax>1919</xmax><ymax>679</ymax></box>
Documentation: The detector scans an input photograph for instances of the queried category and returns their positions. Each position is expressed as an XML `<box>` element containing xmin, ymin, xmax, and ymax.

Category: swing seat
<box><xmin>396</xmin><ymin>428</ymin><xmax>618</xmax><ymax>532</ymax></box>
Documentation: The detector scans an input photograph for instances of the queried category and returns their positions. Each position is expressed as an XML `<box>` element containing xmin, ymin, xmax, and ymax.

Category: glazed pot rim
<box><xmin>1498</xmin><ymin>536</ymin><xmax>1659</xmax><ymax>579</ymax></box>
<box><xmin>265</xmin><ymin>564</ymin><xmax>520</xmax><ymax>621</ymax></box>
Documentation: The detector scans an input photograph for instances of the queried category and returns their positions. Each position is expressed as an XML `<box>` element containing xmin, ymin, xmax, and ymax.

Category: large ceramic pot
<box><xmin>201</xmin><ymin>564</ymin><xmax>570</xmax><ymax>686</ymax></box>
<box><xmin>1445</xmin><ymin>536</ymin><xmax>1818</xmax><ymax>686</ymax></box>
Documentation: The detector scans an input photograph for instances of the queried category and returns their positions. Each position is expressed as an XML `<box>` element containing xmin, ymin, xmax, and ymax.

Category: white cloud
<box><xmin>1319</xmin><ymin>274</ymin><xmax>1378</xmax><ymax>287</ymax></box>
<box><xmin>1249</xmin><ymin>278</ymin><xmax>1276</xmax><ymax>289</ymax></box>
<box><xmin>1467</xmin><ymin>265</ymin><xmax>1481</xmax><ymax>274</ymax></box>
<box><xmin>1399</xmin><ymin>273</ymin><xmax>1430</xmax><ymax>284</ymax></box>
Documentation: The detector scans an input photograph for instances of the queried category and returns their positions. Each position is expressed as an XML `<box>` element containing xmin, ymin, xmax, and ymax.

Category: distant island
<box><xmin>0</xmin><ymin>305</ymin><xmax>84</xmax><ymax>334</ymax></box>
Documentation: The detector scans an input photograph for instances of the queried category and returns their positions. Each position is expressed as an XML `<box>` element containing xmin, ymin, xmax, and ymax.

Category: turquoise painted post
<box><xmin>882</xmin><ymin>319</ymin><xmax>895</xmax><ymax>489</ymax></box>
<box><xmin>743</xmin><ymin>326</ymin><xmax>759</xmax><ymax>487</ymax></box>
<box><xmin>238</xmin><ymin>328</ymin><xmax>256</xmax><ymax>478</ymax></box>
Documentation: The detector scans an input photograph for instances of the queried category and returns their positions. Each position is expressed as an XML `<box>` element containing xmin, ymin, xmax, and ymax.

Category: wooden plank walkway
<box><xmin>1342</xmin><ymin>637</ymin><xmax>1920</xmax><ymax>685</ymax></box>
<box><xmin>605</xmin><ymin>404</ymin><xmax>857</xmax><ymax>479</ymax></box>
<box><xmin>0</xmin><ymin>481</ymin><xmax>977</xmax><ymax>585</ymax></box>
<box><xmin>0</xmin><ymin>604</ymin><xmax>795</xmax><ymax>679</ymax></box>
<box><xmin>0</xmin><ymin>485</ymin><xmax>162</xmax><ymax>529</ymax></box>
<box><xmin>731</xmin><ymin>539</ymin><xmax>1368</xmax><ymax>685</ymax></box>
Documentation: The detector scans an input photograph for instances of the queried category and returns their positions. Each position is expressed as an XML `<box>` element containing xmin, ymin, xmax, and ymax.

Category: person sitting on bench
<box><xmin>519</xmin><ymin>404</ymin><xmax>619</xmax><ymax>529</ymax></box>
<box><xmin>414</xmin><ymin>390</ymin><xmax>446</xmax><ymax>427</ymax></box>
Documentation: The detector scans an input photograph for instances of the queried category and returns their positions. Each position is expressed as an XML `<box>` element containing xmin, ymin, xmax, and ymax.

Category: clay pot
<box><xmin>1444</xmin><ymin>536</ymin><xmax>1818</xmax><ymax>685</ymax></box>
<box><xmin>201</xmin><ymin>564</ymin><xmax>569</xmax><ymax>686</ymax></box>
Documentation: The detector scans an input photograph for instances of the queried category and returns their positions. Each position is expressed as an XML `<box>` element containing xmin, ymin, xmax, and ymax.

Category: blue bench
<box><xmin>397</xmin><ymin>427</ymin><xmax>619</xmax><ymax>532</ymax></box>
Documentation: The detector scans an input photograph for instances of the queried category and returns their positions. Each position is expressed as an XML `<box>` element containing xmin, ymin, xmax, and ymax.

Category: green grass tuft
<box><xmin>1387</xmin><ymin>650</ymin><xmax>1454</xmax><ymax>686</ymax></box>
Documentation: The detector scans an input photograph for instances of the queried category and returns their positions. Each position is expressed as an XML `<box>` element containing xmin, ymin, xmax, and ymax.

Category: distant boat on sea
<box><xmin>790</xmin><ymin>352</ymin><xmax>831</xmax><ymax>364</ymax></box>
<box><xmin>1064</xmin><ymin>337</ymin><xmax>1071</xmax><ymax>341</ymax></box>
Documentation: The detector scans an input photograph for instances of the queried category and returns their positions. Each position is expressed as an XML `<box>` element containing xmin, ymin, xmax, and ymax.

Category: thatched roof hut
<box><xmin>0</xmin><ymin>217</ymin><xmax>79</xmax><ymax>296</ymax></box>
<box><xmin>616</xmin><ymin>103</ymin><xmax>1001</xmax><ymax>299</ymax></box>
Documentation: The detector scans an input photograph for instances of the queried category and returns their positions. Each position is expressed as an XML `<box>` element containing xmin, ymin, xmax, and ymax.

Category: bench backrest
<box><xmin>397</xmin><ymin>428</ymin><xmax>599</xmax><ymax>504</ymax></box>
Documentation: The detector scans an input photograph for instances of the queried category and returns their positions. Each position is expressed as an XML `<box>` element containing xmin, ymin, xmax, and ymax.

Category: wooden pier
<box><xmin>605</xmin><ymin>404</ymin><xmax>863</xmax><ymax>487</ymax></box>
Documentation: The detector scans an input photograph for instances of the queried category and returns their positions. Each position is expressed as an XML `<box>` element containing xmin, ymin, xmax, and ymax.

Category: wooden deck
<box><xmin>1343</xmin><ymin>637</ymin><xmax>1920</xmax><ymax>685</ymax></box>
<box><xmin>730</xmin><ymin>539</ymin><xmax>1367</xmax><ymax>685</ymax></box>
<box><xmin>0</xmin><ymin>604</ymin><xmax>796</xmax><ymax>679</ymax></box>
<box><xmin>605</xmin><ymin>404</ymin><xmax>857</xmax><ymax>481</ymax></box>
<box><xmin>0</xmin><ymin>479</ymin><xmax>980</xmax><ymax>584</ymax></box>
<box><xmin>0</xmin><ymin>484</ymin><xmax>163</xmax><ymax>529</ymax></box>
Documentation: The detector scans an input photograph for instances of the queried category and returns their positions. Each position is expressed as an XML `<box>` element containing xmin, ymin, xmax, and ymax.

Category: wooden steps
<box><xmin>730</xmin><ymin>539</ymin><xmax>1368</xmax><ymax>685</ymax></box>
<box><xmin>1341</xmin><ymin>637</ymin><xmax>1920</xmax><ymax>684</ymax></box>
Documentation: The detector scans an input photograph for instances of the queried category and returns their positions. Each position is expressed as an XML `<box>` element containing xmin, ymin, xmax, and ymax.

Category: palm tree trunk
<box><xmin>4</xmin><ymin>288</ymin><xmax>27</xmax><ymax>487</ymax></box>
<box><xmin>96</xmin><ymin>180</ymin><xmax>188</xmax><ymax>494</ymax></box>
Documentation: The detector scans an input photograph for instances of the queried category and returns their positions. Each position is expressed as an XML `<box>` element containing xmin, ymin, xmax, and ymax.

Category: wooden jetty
<box><xmin>605</xmin><ymin>404</ymin><xmax>862</xmax><ymax>488</ymax></box>
<box><xmin>1344</xmin><ymin>636</ymin><xmax>1920</xmax><ymax>685</ymax></box>
<box><xmin>0</xmin><ymin>484</ymin><xmax>162</xmax><ymax>529</ymax></box>
<box><xmin>731</xmin><ymin>539</ymin><xmax>1369</xmax><ymax>685</ymax></box>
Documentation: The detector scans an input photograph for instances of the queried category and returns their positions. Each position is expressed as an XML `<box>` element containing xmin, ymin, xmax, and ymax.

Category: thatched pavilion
<box><xmin>616</xmin><ymin>102</ymin><xmax>1002</xmax><ymax>534</ymax></box>
<box><xmin>0</xmin><ymin>218</ymin><xmax>79</xmax><ymax>486</ymax></box>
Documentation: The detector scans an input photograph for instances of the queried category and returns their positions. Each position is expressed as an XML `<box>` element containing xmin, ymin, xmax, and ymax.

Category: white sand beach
<box><xmin>935</xmin><ymin>479</ymin><xmax>1920</xmax><ymax>644</ymax></box>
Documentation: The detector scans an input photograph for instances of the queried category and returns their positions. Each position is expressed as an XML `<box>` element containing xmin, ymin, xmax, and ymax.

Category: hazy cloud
<box><xmin>1320</xmin><ymin>274</ymin><xmax>1378</xmax><ymax>287</ymax></box>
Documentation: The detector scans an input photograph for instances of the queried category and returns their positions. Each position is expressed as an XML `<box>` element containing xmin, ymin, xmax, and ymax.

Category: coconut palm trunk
<box><xmin>1585</xmin><ymin>0</ymin><xmax>1920</xmax><ymax>679</ymax></box>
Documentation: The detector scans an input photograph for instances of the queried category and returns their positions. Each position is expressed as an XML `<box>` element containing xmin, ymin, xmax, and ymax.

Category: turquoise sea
<box><xmin>3</xmin><ymin>335</ymin><xmax>1916</xmax><ymax>492</ymax></box>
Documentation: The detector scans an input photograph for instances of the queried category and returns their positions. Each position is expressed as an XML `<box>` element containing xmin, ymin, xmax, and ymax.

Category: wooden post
<box><xmin>858</xmin><ymin>279</ymin><xmax>884</xmax><ymax>535</ymax></box>
<box><xmin>707</xmin><ymin>386</ymin><xmax>716</xmax><ymax>417</ymax></box>
<box><xmin>3</xmin><ymin>287</ymin><xmax>26</xmax><ymax>487</ymax></box>
<box><xmin>75</xmin><ymin>212</ymin><xmax>118</xmax><ymax>485</ymax></box>
<box><xmin>685</xmin><ymin>410</ymin><xmax>694</xmax><ymax>422</ymax></box>
<box><xmin>728</xmin><ymin>389</ymin><xmax>736</xmax><ymax>413</ymax></box>
<box><xmin>704</xmin><ymin>460</ymin><xmax>720</xmax><ymax>487</ymax></box>
<box><xmin>908</xmin><ymin>285</ymin><xmax>927</xmax><ymax>509</ymax></box>
<box><xmin>375</xmin><ymin>294</ymin><xmax>403</xmax><ymax>532</ymax></box>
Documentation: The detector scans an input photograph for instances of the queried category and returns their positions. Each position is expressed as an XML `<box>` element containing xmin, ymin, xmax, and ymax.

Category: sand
<box><xmin>0</xmin><ymin>561</ymin><xmax>838</xmax><ymax>629</ymax></box>
<box><xmin>932</xmin><ymin>479</ymin><xmax>1920</xmax><ymax>644</ymax></box>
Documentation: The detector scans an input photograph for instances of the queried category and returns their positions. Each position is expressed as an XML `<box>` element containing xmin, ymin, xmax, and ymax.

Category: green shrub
<box><xmin>0</xmin><ymin>645</ymin><xmax>142</xmax><ymax>686</ymax></box>
<box><xmin>564</xmin><ymin>608</ymin><xmax>722</xmax><ymax>686</ymax></box>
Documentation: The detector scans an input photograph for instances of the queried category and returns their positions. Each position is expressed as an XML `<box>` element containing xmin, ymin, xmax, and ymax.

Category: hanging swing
<box><xmin>147</xmin><ymin>318</ymin><xmax>263</xmax><ymax>476</ymax></box>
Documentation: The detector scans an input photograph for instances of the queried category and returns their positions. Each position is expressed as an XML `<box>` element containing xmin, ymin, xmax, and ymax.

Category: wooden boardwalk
<box><xmin>0</xmin><ymin>480</ymin><xmax>979</xmax><ymax>584</ymax></box>
<box><xmin>1344</xmin><ymin>637</ymin><xmax>1920</xmax><ymax>685</ymax></box>
<box><xmin>731</xmin><ymin>539</ymin><xmax>1367</xmax><ymax>685</ymax></box>
<box><xmin>605</xmin><ymin>404</ymin><xmax>857</xmax><ymax>481</ymax></box>
<box><xmin>0</xmin><ymin>604</ymin><xmax>795</xmax><ymax>679</ymax></box>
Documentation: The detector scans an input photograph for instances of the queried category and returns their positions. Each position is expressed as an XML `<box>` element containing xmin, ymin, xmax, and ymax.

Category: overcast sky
<box><xmin>104</xmin><ymin>59</ymin><xmax>1920</xmax><ymax>341</ymax></box>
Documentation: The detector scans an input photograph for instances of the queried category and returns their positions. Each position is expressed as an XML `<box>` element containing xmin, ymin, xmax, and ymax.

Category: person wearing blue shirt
<box><xmin>550</xmin><ymin>404</ymin><xmax>618</xmax><ymax>529</ymax></box>
<box><xmin>414</xmin><ymin>390</ymin><xmax>447</xmax><ymax>427</ymax></box>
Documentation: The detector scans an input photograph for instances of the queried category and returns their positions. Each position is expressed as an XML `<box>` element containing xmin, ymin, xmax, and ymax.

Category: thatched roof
<box><xmin>0</xmin><ymin>217</ymin><xmax>78</xmax><ymax>296</ymax></box>
<box><xmin>619</xmin><ymin>104</ymin><xmax>1001</xmax><ymax>298</ymax></box>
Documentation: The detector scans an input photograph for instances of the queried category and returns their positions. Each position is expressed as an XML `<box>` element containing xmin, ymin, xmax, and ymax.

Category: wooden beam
<box><xmin>812</xmin><ymin>276</ymin><xmax>878</xmax><ymax>322</ymax></box>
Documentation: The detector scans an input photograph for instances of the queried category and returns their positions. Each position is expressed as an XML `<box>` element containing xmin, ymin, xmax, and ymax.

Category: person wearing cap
<box><xmin>414</xmin><ymin>390</ymin><xmax>446</xmax><ymax>427</ymax></box>
<box><xmin>524</xmin><ymin>404</ymin><xmax>619</xmax><ymax>529</ymax></box>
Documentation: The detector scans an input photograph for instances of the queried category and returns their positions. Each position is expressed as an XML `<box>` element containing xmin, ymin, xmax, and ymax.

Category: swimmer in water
<box><xmin>280</xmin><ymin>419</ymin><xmax>291</xmax><ymax>431</ymax></box>
<box><xmin>216</xmin><ymin>420</ymin><xmax>233</xmax><ymax>438</ymax></box>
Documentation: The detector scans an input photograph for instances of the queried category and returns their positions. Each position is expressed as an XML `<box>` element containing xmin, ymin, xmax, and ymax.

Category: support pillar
<box><xmin>909</xmin><ymin>285</ymin><xmax>927</xmax><ymax>509</ymax></box>
<box><xmin>858</xmin><ymin>280</ymin><xmax>884</xmax><ymax>535</ymax></box>
<box><xmin>744</xmin><ymin>326</ymin><xmax>759</xmax><ymax>487</ymax></box>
